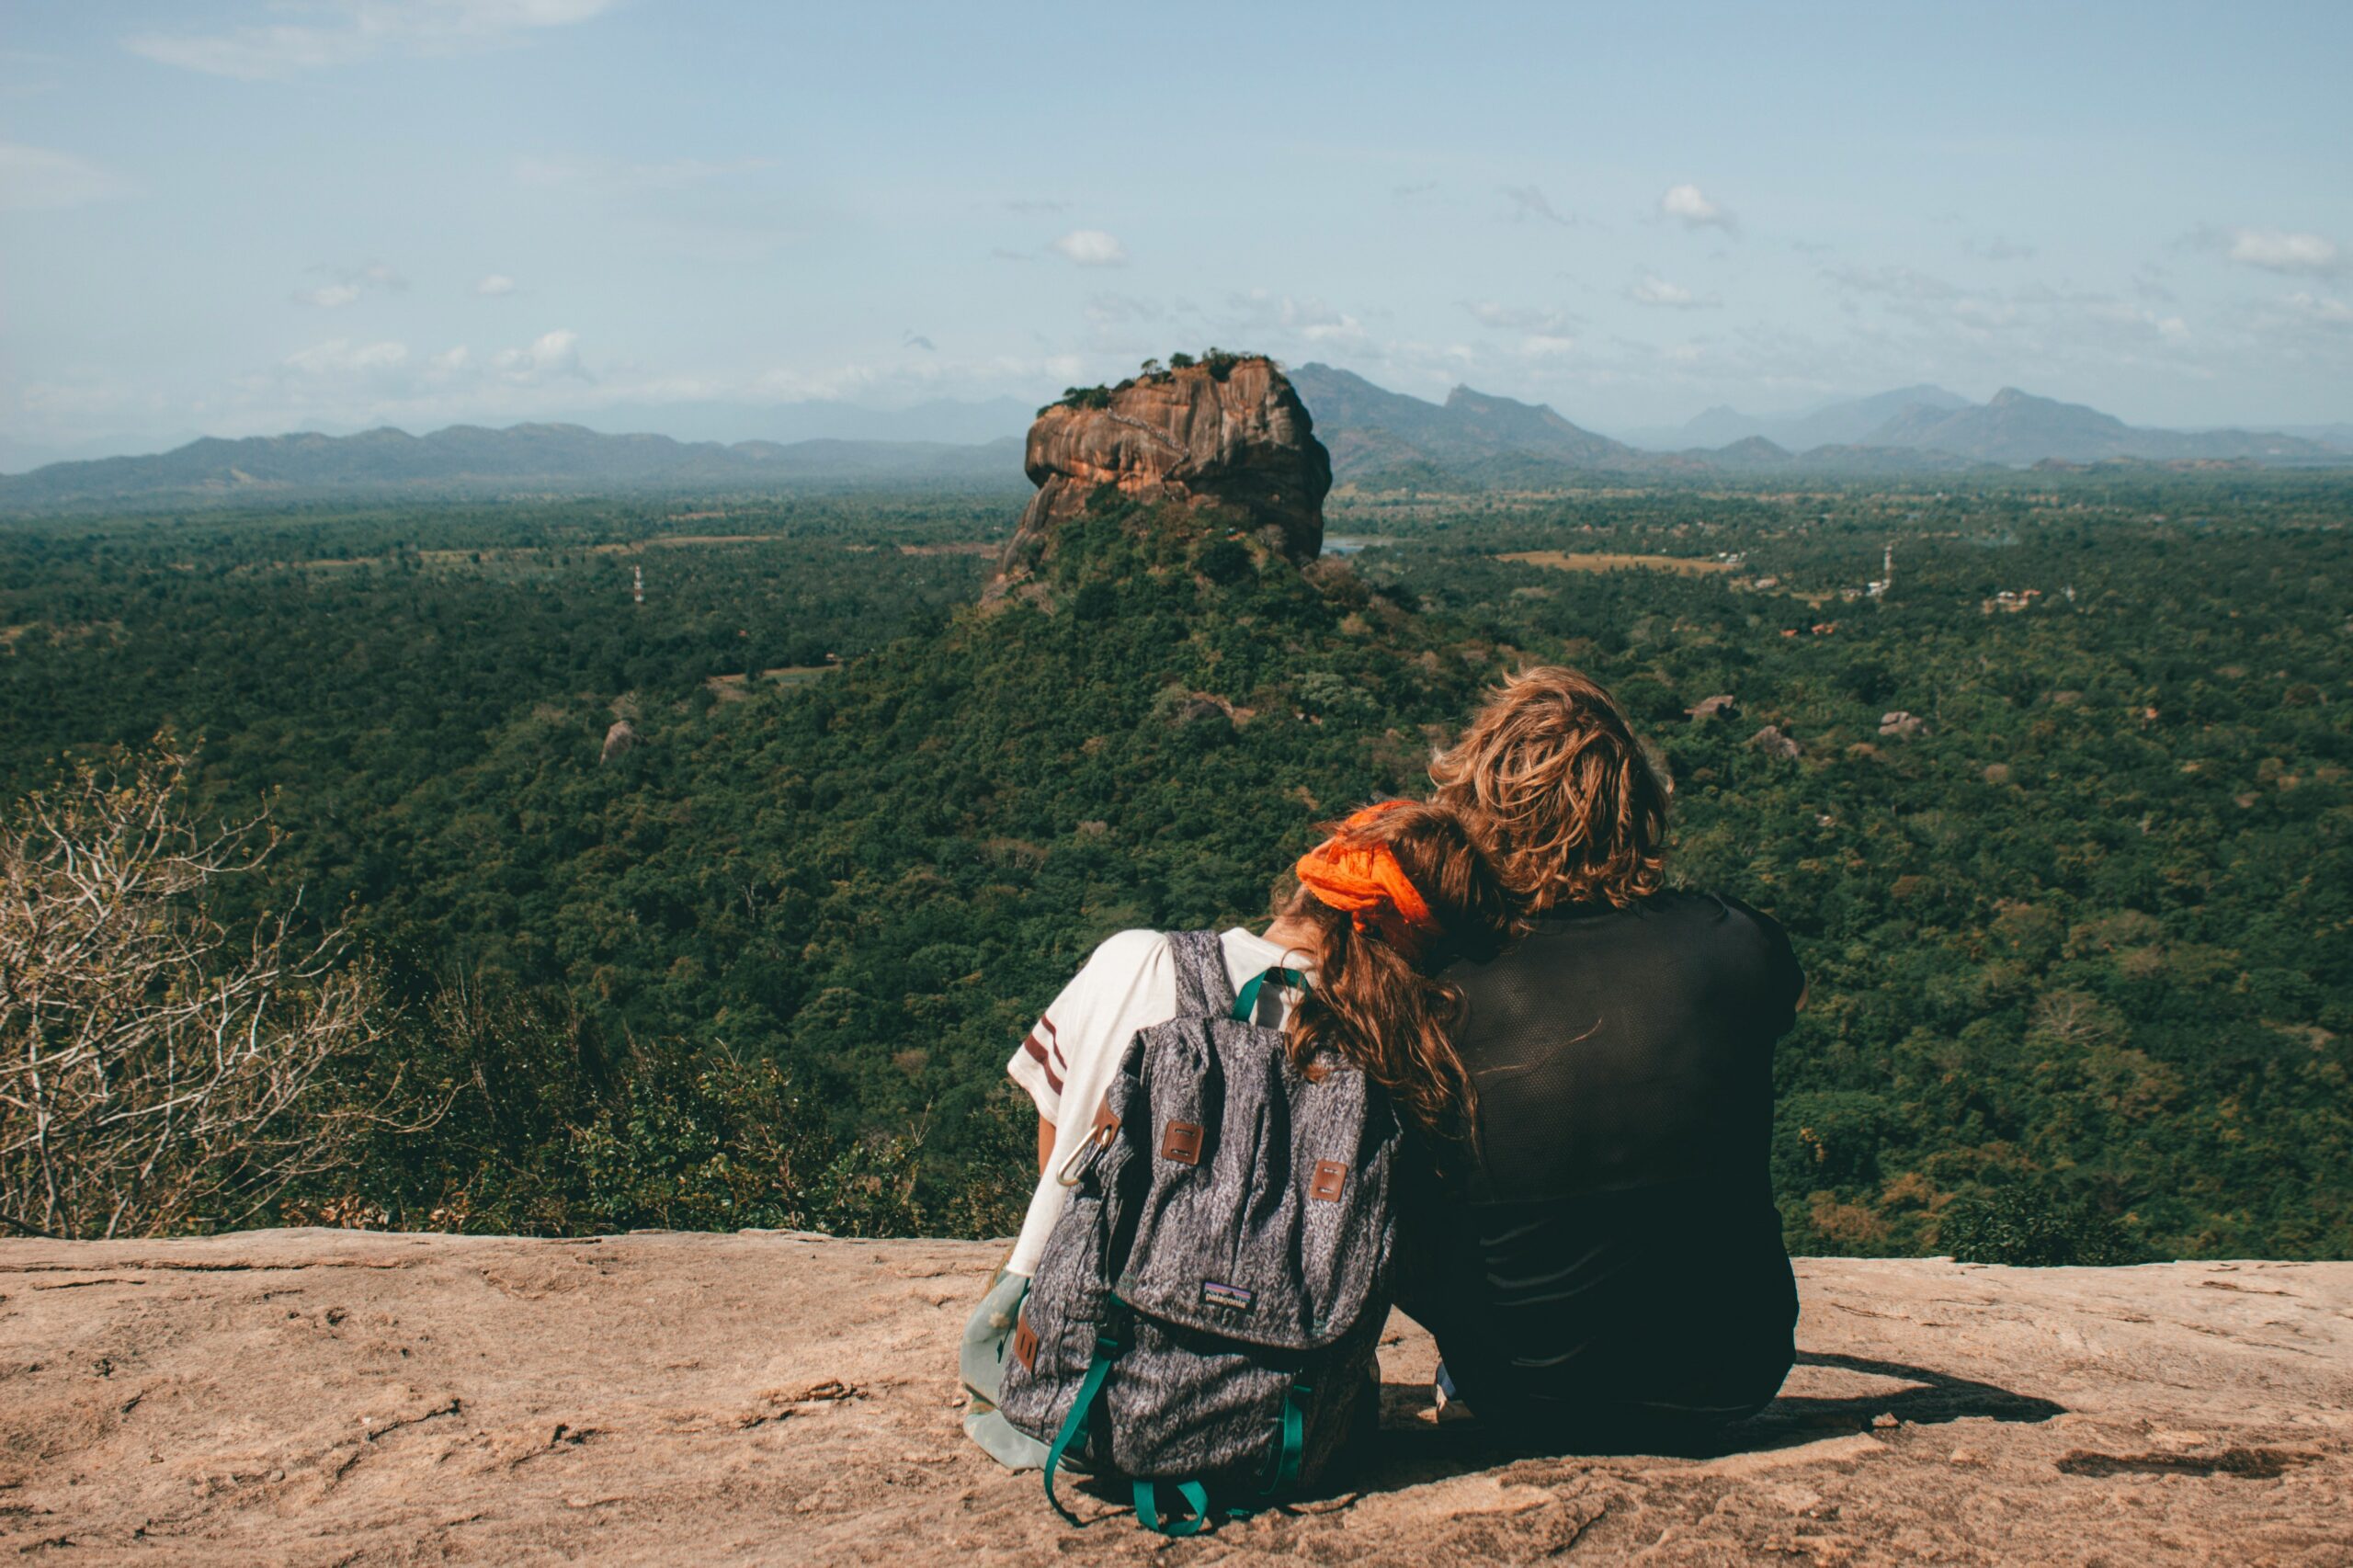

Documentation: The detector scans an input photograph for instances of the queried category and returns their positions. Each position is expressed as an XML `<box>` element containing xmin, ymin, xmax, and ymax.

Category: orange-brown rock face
<box><xmin>997</xmin><ymin>358</ymin><xmax>1331</xmax><ymax>589</ymax></box>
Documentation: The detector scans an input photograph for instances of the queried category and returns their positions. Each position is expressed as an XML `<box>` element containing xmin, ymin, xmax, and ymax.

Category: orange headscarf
<box><xmin>1294</xmin><ymin>800</ymin><xmax>1440</xmax><ymax>954</ymax></box>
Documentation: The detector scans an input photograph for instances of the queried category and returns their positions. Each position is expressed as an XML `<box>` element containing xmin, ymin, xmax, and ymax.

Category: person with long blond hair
<box><xmin>958</xmin><ymin>798</ymin><xmax>1509</xmax><ymax>1470</ymax></box>
<box><xmin>1405</xmin><ymin>665</ymin><xmax>1807</xmax><ymax>1451</ymax></box>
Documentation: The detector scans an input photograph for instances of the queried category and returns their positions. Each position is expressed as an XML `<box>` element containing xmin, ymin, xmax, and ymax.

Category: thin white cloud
<box><xmin>515</xmin><ymin>153</ymin><xmax>773</xmax><ymax>193</ymax></box>
<box><xmin>490</xmin><ymin>327</ymin><xmax>586</xmax><ymax>382</ymax></box>
<box><xmin>1463</xmin><ymin>301</ymin><xmax>1574</xmax><ymax>335</ymax></box>
<box><xmin>1660</xmin><ymin>183</ymin><xmax>1737</xmax><ymax>233</ymax></box>
<box><xmin>1222</xmin><ymin>290</ymin><xmax>1368</xmax><ymax>347</ymax></box>
<box><xmin>1967</xmin><ymin>235</ymin><xmax>2037</xmax><ymax>262</ymax></box>
<box><xmin>475</xmin><ymin>273</ymin><xmax>517</xmax><ymax>296</ymax></box>
<box><xmin>2222</xmin><ymin>227</ymin><xmax>2342</xmax><ymax>277</ymax></box>
<box><xmin>1050</xmin><ymin>229</ymin><xmax>1127</xmax><ymax>267</ymax></box>
<box><xmin>0</xmin><ymin>142</ymin><xmax>133</xmax><ymax>211</ymax></box>
<box><xmin>126</xmin><ymin>0</ymin><xmax>619</xmax><ymax>81</ymax></box>
<box><xmin>284</xmin><ymin>338</ymin><xmax>410</xmax><ymax>376</ymax></box>
<box><xmin>1824</xmin><ymin>263</ymin><xmax>1962</xmax><ymax>303</ymax></box>
<box><xmin>2284</xmin><ymin>291</ymin><xmax>2353</xmax><ymax>326</ymax></box>
<box><xmin>1628</xmin><ymin>274</ymin><xmax>1720</xmax><ymax>310</ymax></box>
<box><xmin>292</xmin><ymin>261</ymin><xmax>405</xmax><ymax>308</ymax></box>
<box><xmin>1085</xmin><ymin>292</ymin><xmax>1165</xmax><ymax>326</ymax></box>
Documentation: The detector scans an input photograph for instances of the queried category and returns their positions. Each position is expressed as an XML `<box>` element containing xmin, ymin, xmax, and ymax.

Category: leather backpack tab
<box><xmin>1310</xmin><ymin>1160</ymin><xmax>1347</xmax><ymax>1203</ymax></box>
<box><xmin>1160</xmin><ymin>1119</ymin><xmax>1204</xmax><ymax>1165</ymax></box>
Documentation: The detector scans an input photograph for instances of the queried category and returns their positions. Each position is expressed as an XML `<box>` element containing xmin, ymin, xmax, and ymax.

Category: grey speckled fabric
<box><xmin>998</xmin><ymin>930</ymin><xmax>1399</xmax><ymax>1494</ymax></box>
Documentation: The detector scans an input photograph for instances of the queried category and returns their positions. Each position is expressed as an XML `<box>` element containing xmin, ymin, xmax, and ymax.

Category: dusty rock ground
<box><xmin>1</xmin><ymin>1231</ymin><xmax>2346</xmax><ymax>1565</ymax></box>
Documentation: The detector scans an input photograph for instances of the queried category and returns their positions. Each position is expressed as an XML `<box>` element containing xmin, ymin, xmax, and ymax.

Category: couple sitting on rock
<box><xmin>961</xmin><ymin>665</ymin><xmax>1806</xmax><ymax>1522</ymax></box>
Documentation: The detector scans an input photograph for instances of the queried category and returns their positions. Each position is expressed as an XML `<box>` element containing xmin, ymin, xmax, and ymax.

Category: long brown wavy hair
<box><xmin>1279</xmin><ymin>800</ymin><xmax>1510</xmax><ymax>1142</ymax></box>
<box><xmin>1428</xmin><ymin>665</ymin><xmax>1669</xmax><ymax>917</ymax></box>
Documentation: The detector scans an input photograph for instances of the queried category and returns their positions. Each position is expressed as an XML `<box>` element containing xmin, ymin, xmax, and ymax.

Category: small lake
<box><xmin>1324</xmin><ymin>536</ymin><xmax>1396</xmax><ymax>556</ymax></box>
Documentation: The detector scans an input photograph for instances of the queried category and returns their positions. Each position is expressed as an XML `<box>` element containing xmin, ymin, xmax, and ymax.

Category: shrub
<box><xmin>1938</xmin><ymin>1185</ymin><xmax>2139</xmax><ymax>1267</ymax></box>
<box><xmin>0</xmin><ymin>743</ymin><xmax>414</xmax><ymax>1239</ymax></box>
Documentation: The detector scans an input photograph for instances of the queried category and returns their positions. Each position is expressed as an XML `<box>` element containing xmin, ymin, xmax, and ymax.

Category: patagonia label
<box><xmin>1200</xmin><ymin>1279</ymin><xmax>1256</xmax><ymax>1312</ymax></box>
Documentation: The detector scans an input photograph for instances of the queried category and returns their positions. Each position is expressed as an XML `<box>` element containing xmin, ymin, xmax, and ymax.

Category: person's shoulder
<box><xmin>1668</xmin><ymin>888</ymin><xmax>1788</xmax><ymax>940</ymax></box>
<box><xmin>1664</xmin><ymin>889</ymin><xmax>1804</xmax><ymax>1004</ymax></box>
<box><xmin>1074</xmin><ymin>928</ymin><xmax>1174</xmax><ymax>984</ymax></box>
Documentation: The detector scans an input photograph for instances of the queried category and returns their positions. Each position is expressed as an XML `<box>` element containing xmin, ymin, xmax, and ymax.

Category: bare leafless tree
<box><xmin>0</xmin><ymin>743</ymin><xmax>409</xmax><ymax>1239</ymax></box>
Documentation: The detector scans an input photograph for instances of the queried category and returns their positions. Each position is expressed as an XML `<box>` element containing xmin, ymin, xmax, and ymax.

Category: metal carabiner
<box><xmin>1055</xmin><ymin>1107</ymin><xmax>1120</xmax><ymax>1187</ymax></box>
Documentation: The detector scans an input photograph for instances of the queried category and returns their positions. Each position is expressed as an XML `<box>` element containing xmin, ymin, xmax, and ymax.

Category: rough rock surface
<box><xmin>995</xmin><ymin>358</ymin><xmax>1331</xmax><ymax>592</ymax></box>
<box><xmin>2</xmin><ymin>1232</ymin><xmax>2346</xmax><ymax>1565</ymax></box>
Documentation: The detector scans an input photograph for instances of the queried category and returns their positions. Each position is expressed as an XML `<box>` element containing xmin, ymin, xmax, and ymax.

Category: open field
<box><xmin>1498</xmin><ymin>550</ymin><xmax>1738</xmax><ymax>575</ymax></box>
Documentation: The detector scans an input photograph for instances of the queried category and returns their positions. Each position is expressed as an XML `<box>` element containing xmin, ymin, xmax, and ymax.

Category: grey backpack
<box><xmin>997</xmin><ymin>930</ymin><xmax>1401</xmax><ymax>1536</ymax></box>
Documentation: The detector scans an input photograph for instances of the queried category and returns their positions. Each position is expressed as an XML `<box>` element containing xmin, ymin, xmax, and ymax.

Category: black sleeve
<box><xmin>1718</xmin><ymin>893</ymin><xmax>1806</xmax><ymax>1038</ymax></box>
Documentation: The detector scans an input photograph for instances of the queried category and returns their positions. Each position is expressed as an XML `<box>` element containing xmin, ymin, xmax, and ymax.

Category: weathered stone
<box><xmin>4</xmin><ymin>1232</ymin><xmax>2343</xmax><ymax>1563</ymax></box>
<box><xmin>1879</xmin><ymin>710</ymin><xmax>1926</xmax><ymax>738</ymax></box>
<box><xmin>1748</xmin><ymin>724</ymin><xmax>1802</xmax><ymax>760</ymax></box>
<box><xmin>599</xmin><ymin>719</ymin><xmax>639</xmax><ymax>763</ymax></box>
<box><xmin>1687</xmin><ymin>693</ymin><xmax>1737</xmax><ymax>722</ymax></box>
<box><xmin>994</xmin><ymin>357</ymin><xmax>1330</xmax><ymax>595</ymax></box>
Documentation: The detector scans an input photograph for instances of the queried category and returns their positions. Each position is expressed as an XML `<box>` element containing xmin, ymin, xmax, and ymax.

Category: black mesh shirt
<box><xmin>1395</xmin><ymin>890</ymin><xmax>1806</xmax><ymax>1447</ymax></box>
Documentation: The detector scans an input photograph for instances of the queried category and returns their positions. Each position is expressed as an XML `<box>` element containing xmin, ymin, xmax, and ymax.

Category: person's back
<box><xmin>1405</xmin><ymin>665</ymin><xmax>1806</xmax><ymax>1450</ymax></box>
<box><xmin>1404</xmin><ymin>889</ymin><xmax>1802</xmax><ymax>1442</ymax></box>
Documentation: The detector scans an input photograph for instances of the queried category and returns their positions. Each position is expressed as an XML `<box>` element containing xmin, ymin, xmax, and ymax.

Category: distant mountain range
<box><xmin>1290</xmin><ymin>365</ymin><xmax>2345</xmax><ymax>486</ymax></box>
<box><xmin>1286</xmin><ymin>364</ymin><xmax>1679</xmax><ymax>485</ymax></box>
<box><xmin>1653</xmin><ymin>384</ymin><xmax>1976</xmax><ymax>451</ymax></box>
<box><xmin>5</xmin><ymin>370</ymin><xmax>2344</xmax><ymax>512</ymax></box>
<box><xmin>0</xmin><ymin>424</ymin><xmax>1026</xmax><ymax>510</ymax></box>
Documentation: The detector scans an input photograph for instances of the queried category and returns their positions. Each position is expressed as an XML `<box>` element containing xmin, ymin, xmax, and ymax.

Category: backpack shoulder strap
<box><xmin>1165</xmin><ymin>929</ymin><xmax>1235</xmax><ymax>1020</ymax></box>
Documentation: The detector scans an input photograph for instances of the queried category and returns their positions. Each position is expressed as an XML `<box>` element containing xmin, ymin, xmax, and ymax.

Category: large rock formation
<box><xmin>3</xmin><ymin>1230</ymin><xmax>2346</xmax><ymax>1563</ymax></box>
<box><xmin>995</xmin><ymin>357</ymin><xmax>1331</xmax><ymax>594</ymax></box>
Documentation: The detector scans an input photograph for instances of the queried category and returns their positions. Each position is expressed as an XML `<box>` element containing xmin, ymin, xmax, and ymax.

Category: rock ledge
<box><xmin>2</xmin><ymin>1231</ymin><xmax>2346</xmax><ymax>1565</ymax></box>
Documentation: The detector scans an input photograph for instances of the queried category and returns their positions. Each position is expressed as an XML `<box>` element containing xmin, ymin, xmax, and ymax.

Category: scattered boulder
<box><xmin>1686</xmin><ymin>694</ymin><xmax>1738</xmax><ymax>722</ymax></box>
<box><xmin>1880</xmin><ymin>710</ymin><xmax>1926</xmax><ymax>739</ymax></box>
<box><xmin>600</xmin><ymin>720</ymin><xmax>640</xmax><ymax>763</ymax></box>
<box><xmin>1748</xmin><ymin>724</ymin><xmax>1802</xmax><ymax>760</ymax></box>
<box><xmin>992</xmin><ymin>357</ymin><xmax>1331</xmax><ymax>597</ymax></box>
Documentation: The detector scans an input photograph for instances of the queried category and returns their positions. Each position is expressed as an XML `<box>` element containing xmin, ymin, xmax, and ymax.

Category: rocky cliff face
<box><xmin>995</xmin><ymin>358</ymin><xmax>1331</xmax><ymax>594</ymax></box>
<box><xmin>3</xmin><ymin>1231</ymin><xmax>2345</xmax><ymax>1563</ymax></box>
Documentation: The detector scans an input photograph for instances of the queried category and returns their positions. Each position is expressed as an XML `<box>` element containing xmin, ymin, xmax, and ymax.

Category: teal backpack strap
<box><xmin>1259</xmin><ymin>1379</ymin><xmax>1313</xmax><ymax>1496</ymax></box>
<box><xmin>1231</xmin><ymin>966</ymin><xmax>1309</xmax><ymax>1023</ymax></box>
<box><xmin>1132</xmin><ymin>1479</ymin><xmax>1212</xmax><ymax>1537</ymax></box>
<box><xmin>1042</xmin><ymin>1310</ymin><xmax>1126</xmax><ymax>1528</ymax></box>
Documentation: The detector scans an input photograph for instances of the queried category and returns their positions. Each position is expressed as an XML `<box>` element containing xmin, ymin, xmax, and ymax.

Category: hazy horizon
<box><xmin>6</xmin><ymin>0</ymin><xmax>2349</xmax><ymax>469</ymax></box>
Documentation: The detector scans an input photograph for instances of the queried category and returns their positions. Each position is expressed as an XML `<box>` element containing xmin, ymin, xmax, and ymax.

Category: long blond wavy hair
<box><xmin>1428</xmin><ymin>665</ymin><xmax>1668</xmax><ymax>916</ymax></box>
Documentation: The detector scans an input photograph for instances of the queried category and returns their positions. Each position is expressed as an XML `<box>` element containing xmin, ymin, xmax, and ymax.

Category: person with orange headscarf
<box><xmin>958</xmin><ymin>797</ymin><xmax>1509</xmax><ymax>1471</ymax></box>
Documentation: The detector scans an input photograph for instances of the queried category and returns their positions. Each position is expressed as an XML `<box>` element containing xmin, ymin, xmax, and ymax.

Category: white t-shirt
<box><xmin>1003</xmin><ymin>926</ymin><xmax>1309</xmax><ymax>1278</ymax></box>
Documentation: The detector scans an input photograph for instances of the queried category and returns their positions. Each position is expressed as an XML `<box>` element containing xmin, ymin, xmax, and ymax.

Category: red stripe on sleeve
<box><xmin>1021</xmin><ymin>1031</ymin><xmax>1064</xmax><ymax>1095</ymax></box>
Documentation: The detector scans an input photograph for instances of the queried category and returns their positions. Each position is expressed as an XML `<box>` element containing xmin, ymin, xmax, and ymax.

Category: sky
<box><xmin>3</xmin><ymin>0</ymin><xmax>2350</xmax><ymax>466</ymax></box>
